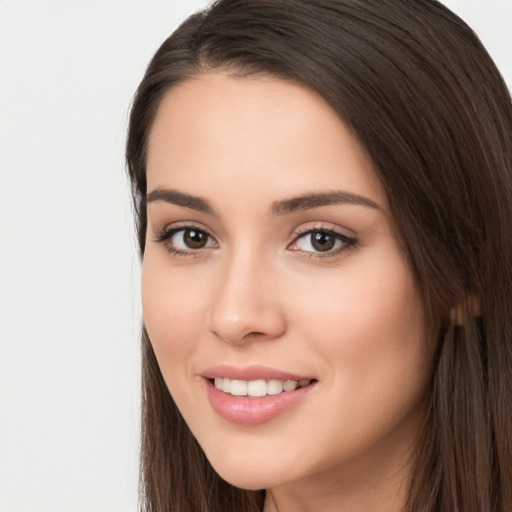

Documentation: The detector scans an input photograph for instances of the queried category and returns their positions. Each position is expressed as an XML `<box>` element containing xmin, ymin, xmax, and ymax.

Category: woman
<box><xmin>126</xmin><ymin>1</ymin><xmax>512</xmax><ymax>511</ymax></box>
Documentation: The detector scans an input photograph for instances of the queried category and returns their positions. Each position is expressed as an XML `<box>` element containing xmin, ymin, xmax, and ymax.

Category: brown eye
<box><xmin>311</xmin><ymin>231</ymin><xmax>336</xmax><ymax>252</ymax></box>
<box><xmin>157</xmin><ymin>227</ymin><xmax>217</xmax><ymax>254</ymax></box>
<box><xmin>183</xmin><ymin>229</ymin><xmax>209</xmax><ymax>249</ymax></box>
<box><xmin>288</xmin><ymin>228</ymin><xmax>356</xmax><ymax>256</ymax></box>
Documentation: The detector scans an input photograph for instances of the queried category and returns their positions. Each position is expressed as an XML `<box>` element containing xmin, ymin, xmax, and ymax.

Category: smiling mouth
<box><xmin>204</xmin><ymin>373</ymin><xmax>318</xmax><ymax>424</ymax></box>
<box><xmin>211</xmin><ymin>377</ymin><xmax>314</xmax><ymax>397</ymax></box>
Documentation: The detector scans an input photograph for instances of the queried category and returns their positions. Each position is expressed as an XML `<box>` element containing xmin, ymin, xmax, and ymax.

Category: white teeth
<box><xmin>247</xmin><ymin>379</ymin><xmax>267</xmax><ymax>397</ymax></box>
<box><xmin>230</xmin><ymin>379</ymin><xmax>248</xmax><ymax>396</ymax></box>
<box><xmin>213</xmin><ymin>377</ymin><xmax>311</xmax><ymax>397</ymax></box>
<box><xmin>267</xmin><ymin>379</ymin><xmax>284</xmax><ymax>395</ymax></box>
<box><xmin>283</xmin><ymin>380</ymin><xmax>298</xmax><ymax>392</ymax></box>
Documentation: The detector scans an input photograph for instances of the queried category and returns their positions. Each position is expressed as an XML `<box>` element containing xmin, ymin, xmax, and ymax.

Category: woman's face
<box><xmin>142</xmin><ymin>74</ymin><xmax>433</xmax><ymax>496</ymax></box>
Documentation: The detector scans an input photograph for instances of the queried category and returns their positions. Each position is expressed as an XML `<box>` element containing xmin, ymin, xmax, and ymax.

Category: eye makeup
<box><xmin>287</xmin><ymin>226</ymin><xmax>357</xmax><ymax>258</ymax></box>
<box><xmin>151</xmin><ymin>220</ymin><xmax>358</xmax><ymax>260</ymax></box>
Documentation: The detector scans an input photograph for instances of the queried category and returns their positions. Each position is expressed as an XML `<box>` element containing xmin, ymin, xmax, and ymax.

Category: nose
<box><xmin>208</xmin><ymin>251</ymin><xmax>287</xmax><ymax>345</ymax></box>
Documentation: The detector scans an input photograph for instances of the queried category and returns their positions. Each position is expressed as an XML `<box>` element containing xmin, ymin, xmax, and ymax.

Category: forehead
<box><xmin>146</xmin><ymin>73</ymin><xmax>385</xmax><ymax>209</ymax></box>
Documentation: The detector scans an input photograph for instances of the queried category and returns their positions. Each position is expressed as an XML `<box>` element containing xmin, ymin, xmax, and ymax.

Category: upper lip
<box><xmin>201</xmin><ymin>364</ymin><xmax>315</xmax><ymax>382</ymax></box>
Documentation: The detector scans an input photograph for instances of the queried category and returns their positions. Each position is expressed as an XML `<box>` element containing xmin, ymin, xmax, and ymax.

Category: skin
<box><xmin>142</xmin><ymin>73</ymin><xmax>435</xmax><ymax>512</ymax></box>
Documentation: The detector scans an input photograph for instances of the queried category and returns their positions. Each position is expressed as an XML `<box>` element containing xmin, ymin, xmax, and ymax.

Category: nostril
<box><xmin>246</xmin><ymin>331</ymin><xmax>266</xmax><ymax>338</ymax></box>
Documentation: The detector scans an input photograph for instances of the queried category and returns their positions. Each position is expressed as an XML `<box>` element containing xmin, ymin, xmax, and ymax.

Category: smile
<box><xmin>214</xmin><ymin>377</ymin><xmax>312</xmax><ymax>397</ymax></box>
<box><xmin>203</xmin><ymin>368</ymin><xmax>317</xmax><ymax>425</ymax></box>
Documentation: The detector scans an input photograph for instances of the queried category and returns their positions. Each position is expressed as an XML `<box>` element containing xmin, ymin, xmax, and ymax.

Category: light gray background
<box><xmin>0</xmin><ymin>1</ymin><xmax>510</xmax><ymax>511</ymax></box>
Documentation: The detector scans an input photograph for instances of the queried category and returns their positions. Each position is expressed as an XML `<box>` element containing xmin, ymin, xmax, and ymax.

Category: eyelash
<box><xmin>152</xmin><ymin>225</ymin><xmax>357</xmax><ymax>258</ymax></box>
<box><xmin>289</xmin><ymin>227</ymin><xmax>357</xmax><ymax>258</ymax></box>
<box><xmin>152</xmin><ymin>224</ymin><xmax>216</xmax><ymax>258</ymax></box>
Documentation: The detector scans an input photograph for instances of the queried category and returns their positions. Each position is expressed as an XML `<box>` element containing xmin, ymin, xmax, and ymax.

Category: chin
<box><xmin>206</xmin><ymin>453</ymin><xmax>286</xmax><ymax>491</ymax></box>
<box><xmin>212</xmin><ymin>464</ymin><xmax>271</xmax><ymax>490</ymax></box>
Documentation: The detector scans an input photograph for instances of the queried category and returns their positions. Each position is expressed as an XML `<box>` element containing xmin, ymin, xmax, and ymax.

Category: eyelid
<box><xmin>151</xmin><ymin>221</ymin><xmax>356</xmax><ymax>258</ymax></box>
<box><xmin>287</xmin><ymin>223</ymin><xmax>358</xmax><ymax>256</ymax></box>
<box><xmin>152</xmin><ymin>220</ymin><xmax>215</xmax><ymax>240</ymax></box>
<box><xmin>292</xmin><ymin>221</ymin><xmax>355</xmax><ymax>237</ymax></box>
<box><xmin>151</xmin><ymin>221</ymin><xmax>218</xmax><ymax>256</ymax></box>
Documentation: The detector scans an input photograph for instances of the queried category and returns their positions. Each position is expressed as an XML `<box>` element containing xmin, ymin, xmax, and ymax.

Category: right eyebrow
<box><xmin>146</xmin><ymin>188</ymin><xmax>215</xmax><ymax>215</ymax></box>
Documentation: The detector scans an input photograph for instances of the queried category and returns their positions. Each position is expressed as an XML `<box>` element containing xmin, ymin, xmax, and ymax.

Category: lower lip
<box><xmin>204</xmin><ymin>379</ymin><xmax>316</xmax><ymax>425</ymax></box>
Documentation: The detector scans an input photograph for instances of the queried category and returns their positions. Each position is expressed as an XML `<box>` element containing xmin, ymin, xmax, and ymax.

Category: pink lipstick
<box><xmin>202</xmin><ymin>365</ymin><xmax>317</xmax><ymax>425</ymax></box>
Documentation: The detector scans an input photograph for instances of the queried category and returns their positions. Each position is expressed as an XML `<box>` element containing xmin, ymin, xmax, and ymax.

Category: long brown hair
<box><xmin>126</xmin><ymin>1</ymin><xmax>512</xmax><ymax>510</ymax></box>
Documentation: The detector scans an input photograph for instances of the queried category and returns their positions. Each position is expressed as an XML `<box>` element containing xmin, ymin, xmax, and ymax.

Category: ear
<box><xmin>450</xmin><ymin>294</ymin><xmax>481</xmax><ymax>325</ymax></box>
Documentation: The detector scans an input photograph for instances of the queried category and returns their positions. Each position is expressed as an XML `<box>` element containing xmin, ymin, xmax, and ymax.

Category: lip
<box><xmin>201</xmin><ymin>364</ymin><xmax>317</xmax><ymax>425</ymax></box>
<box><xmin>202</xmin><ymin>364</ymin><xmax>314</xmax><ymax>382</ymax></box>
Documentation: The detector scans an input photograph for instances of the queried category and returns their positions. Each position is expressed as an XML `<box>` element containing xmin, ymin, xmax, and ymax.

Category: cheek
<box><xmin>287</xmin><ymin>251</ymin><xmax>428</xmax><ymax>392</ymax></box>
<box><xmin>141</xmin><ymin>254</ymin><xmax>206</xmax><ymax>380</ymax></box>
<box><xmin>283</xmin><ymin>257</ymin><xmax>431</xmax><ymax>458</ymax></box>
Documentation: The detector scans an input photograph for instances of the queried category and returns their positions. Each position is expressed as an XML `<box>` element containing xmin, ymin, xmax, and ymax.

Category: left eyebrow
<box><xmin>269</xmin><ymin>190</ymin><xmax>381</xmax><ymax>216</ymax></box>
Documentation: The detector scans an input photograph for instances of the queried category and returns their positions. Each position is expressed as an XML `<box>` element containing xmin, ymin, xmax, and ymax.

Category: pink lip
<box><xmin>201</xmin><ymin>365</ymin><xmax>317</xmax><ymax>425</ymax></box>
<box><xmin>202</xmin><ymin>364</ymin><xmax>314</xmax><ymax>382</ymax></box>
